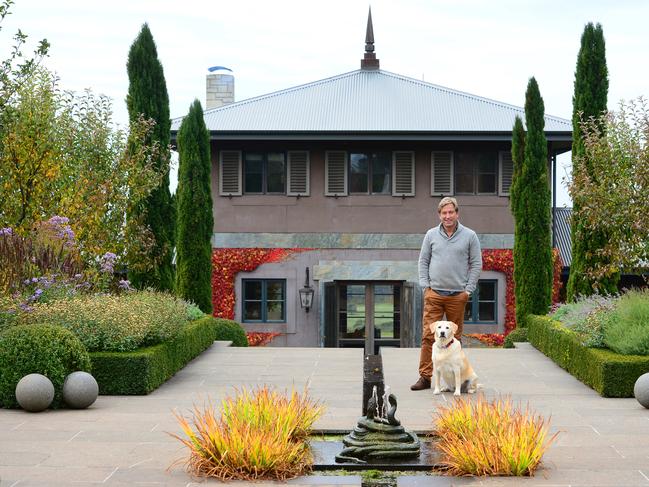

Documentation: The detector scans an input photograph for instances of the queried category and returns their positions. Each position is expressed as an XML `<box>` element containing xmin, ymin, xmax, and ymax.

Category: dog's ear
<box><xmin>429</xmin><ymin>321</ymin><xmax>438</xmax><ymax>333</ymax></box>
<box><xmin>451</xmin><ymin>321</ymin><xmax>458</xmax><ymax>335</ymax></box>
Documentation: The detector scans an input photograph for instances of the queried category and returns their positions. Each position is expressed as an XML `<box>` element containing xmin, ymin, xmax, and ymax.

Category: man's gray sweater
<box><xmin>418</xmin><ymin>222</ymin><xmax>482</xmax><ymax>293</ymax></box>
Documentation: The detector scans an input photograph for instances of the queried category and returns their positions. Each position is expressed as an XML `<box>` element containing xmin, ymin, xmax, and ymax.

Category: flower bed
<box><xmin>527</xmin><ymin>314</ymin><xmax>649</xmax><ymax>397</ymax></box>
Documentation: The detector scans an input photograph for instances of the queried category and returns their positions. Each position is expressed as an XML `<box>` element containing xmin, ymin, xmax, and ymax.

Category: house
<box><xmin>171</xmin><ymin>11</ymin><xmax>572</xmax><ymax>352</ymax></box>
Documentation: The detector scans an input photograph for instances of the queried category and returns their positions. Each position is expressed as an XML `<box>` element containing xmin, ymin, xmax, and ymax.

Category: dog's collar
<box><xmin>442</xmin><ymin>338</ymin><xmax>455</xmax><ymax>349</ymax></box>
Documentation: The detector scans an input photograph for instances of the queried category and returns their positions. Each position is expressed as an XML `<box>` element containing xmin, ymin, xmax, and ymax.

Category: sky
<box><xmin>3</xmin><ymin>0</ymin><xmax>648</xmax><ymax>206</ymax></box>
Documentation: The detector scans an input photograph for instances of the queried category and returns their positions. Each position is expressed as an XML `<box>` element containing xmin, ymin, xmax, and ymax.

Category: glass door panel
<box><xmin>373</xmin><ymin>285</ymin><xmax>400</xmax><ymax>339</ymax></box>
<box><xmin>339</xmin><ymin>284</ymin><xmax>366</xmax><ymax>339</ymax></box>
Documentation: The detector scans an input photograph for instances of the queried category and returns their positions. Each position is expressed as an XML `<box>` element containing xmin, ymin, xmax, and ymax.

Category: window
<box><xmin>242</xmin><ymin>279</ymin><xmax>286</xmax><ymax>322</ymax></box>
<box><xmin>349</xmin><ymin>152</ymin><xmax>391</xmax><ymax>194</ymax></box>
<box><xmin>464</xmin><ymin>280</ymin><xmax>498</xmax><ymax>324</ymax></box>
<box><xmin>244</xmin><ymin>152</ymin><xmax>286</xmax><ymax>194</ymax></box>
<box><xmin>454</xmin><ymin>152</ymin><xmax>498</xmax><ymax>195</ymax></box>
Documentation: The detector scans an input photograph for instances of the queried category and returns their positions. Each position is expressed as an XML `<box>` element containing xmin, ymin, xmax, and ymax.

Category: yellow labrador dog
<box><xmin>431</xmin><ymin>321</ymin><xmax>478</xmax><ymax>396</ymax></box>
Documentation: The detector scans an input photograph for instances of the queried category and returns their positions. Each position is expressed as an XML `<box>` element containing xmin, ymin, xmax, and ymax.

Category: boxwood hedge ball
<box><xmin>63</xmin><ymin>371</ymin><xmax>98</xmax><ymax>409</ymax></box>
<box><xmin>634</xmin><ymin>373</ymin><xmax>649</xmax><ymax>408</ymax></box>
<box><xmin>15</xmin><ymin>374</ymin><xmax>54</xmax><ymax>412</ymax></box>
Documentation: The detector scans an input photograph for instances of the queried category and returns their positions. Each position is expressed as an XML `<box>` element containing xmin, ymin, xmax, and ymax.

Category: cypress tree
<box><xmin>510</xmin><ymin>115</ymin><xmax>526</xmax><ymax>325</ymax></box>
<box><xmin>514</xmin><ymin>78</ymin><xmax>553</xmax><ymax>326</ymax></box>
<box><xmin>567</xmin><ymin>22</ymin><xmax>616</xmax><ymax>300</ymax></box>
<box><xmin>175</xmin><ymin>100</ymin><xmax>213</xmax><ymax>313</ymax></box>
<box><xmin>126</xmin><ymin>23</ymin><xmax>174</xmax><ymax>291</ymax></box>
<box><xmin>510</xmin><ymin>116</ymin><xmax>526</xmax><ymax>217</ymax></box>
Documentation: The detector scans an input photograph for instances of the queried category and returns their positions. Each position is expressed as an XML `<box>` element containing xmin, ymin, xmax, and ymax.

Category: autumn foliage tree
<box><xmin>0</xmin><ymin>68</ymin><xmax>164</xmax><ymax>268</ymax></box>
<box><xmin>0</xmin><ymin>0</ymin><xmax>49</xmax><ymax>113</ymax></box>
<box><xmin>568</xmin><ymin>98</ymin><xmax>649</xmax><ymax>282</ymax></box>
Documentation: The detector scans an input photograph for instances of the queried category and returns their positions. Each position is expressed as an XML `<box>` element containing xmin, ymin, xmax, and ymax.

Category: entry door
<box><xmin>336</xmin><ymin>282</ymin><xmax>401</xmax><ymax>354</ymax></box>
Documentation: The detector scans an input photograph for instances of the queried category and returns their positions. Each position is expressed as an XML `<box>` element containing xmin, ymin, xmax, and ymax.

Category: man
<box><xmin>411</xmin><ymin>197</ymin><xmax>482</xmax><ymax>391</ymax></box>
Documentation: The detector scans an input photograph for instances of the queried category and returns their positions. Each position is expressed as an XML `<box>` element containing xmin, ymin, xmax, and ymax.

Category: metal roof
<box><xmin>554</xmin><ymin>207</ymin><xmax>573</xmax><ymax>267</ymax></box>
<box><xmin>171</xmin><ymin>69</ymin><xmax>572</xmax><ymax>136</ymax></box>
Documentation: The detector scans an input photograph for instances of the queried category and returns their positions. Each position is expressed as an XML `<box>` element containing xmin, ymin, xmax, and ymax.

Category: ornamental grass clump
<box><xmin>434</xmin><ymin>395</ymin><xmax>558</xmax><ymax>477</ymax></box>
<box><xmin>170</xmin><ymin>386</ymin><xmax>324</xmax><ymax>481</ymax></box>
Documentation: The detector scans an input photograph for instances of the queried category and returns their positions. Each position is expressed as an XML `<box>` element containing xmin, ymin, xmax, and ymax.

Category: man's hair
<box><xmin>437</xmin><ymin>196</ymin><xmax>459</xmax><ymax>213</ymax></box>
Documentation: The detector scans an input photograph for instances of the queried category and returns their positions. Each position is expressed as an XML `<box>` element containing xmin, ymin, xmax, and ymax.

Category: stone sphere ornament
<box><xmin>62</xmin><ymin>371</ymin><xmax>99</xmax><ymax>409</ymax></box>
<box><xmin>15</xmin><ymin>374</ymin><xmax>55</xmax><ymax>412</ymax></box>
<box><xmin>634</xmin><ymin>373</ymin><xmax>649</xmax><ymax>409</ymax></box>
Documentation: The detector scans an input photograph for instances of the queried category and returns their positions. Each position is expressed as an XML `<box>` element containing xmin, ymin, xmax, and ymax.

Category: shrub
<box><xmin>434</xmin><ymin>395</ymin><xmax>557</xmax><ymax>476</ymax></box>
<box><xmin>18</xmin><ymin>290</ymin><xmax>190</xmax><ymax>352</ymax></box>
<box><xmin>185</xmin><ymin>302</ymin><xmax>205</xmax><ymax>321</ymax></box>
<box><xmin>603</xmin><ymin>289</ymin><xmax>649</xmax><ymax>355</ymax></box>
<box><xmin>550</xmin><ymin>294</ymin><xmax>617</xmax><ymax>328</ymax></box>
<box><xmin>503</xmin><ymin>327</ymin><xmax>528</xmax><ymax>348</ymax></box>
<box><xmin>171</xmin><ymin>386</ymin><xmax>324</xmax><ymax>481</ymax></box>
<box><xmin>550</xmin><ymin>294</ymin><xmax>616</xmax><ymax>347</ymax></box>
<box><xmin>90</xmin><ymin>315</ymin><xmax>215</xmax><ymax>394</ymax></box>
<box><xmin>212</xmin><ymin>318</ymin><xmax>248</xmax><ymax>347</ymax></box>
<box><xmin>0</xmin><ymin>324</ymin><xmax>91</xmax><ymax>408</ymax></box>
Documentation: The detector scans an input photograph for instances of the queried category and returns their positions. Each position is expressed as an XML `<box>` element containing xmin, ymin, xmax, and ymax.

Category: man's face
<box><xmin>438</xmin><ymin>203</ymin><xmax>459</xmax><ymax>230</ymax></box>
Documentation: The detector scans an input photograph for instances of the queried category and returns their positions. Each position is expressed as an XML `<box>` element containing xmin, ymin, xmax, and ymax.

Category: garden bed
<box><xmin>90</xmin><ymin>315</ymin><xmax>216</xmax><ymax>394</ymax></box>
<box><xmin>527</xmin><ymin>315</ymin><xmax>649</xmax><ymax>397</ymax></box>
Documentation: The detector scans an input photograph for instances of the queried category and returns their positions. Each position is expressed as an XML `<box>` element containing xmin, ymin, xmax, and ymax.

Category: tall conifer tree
<box><xmin>567</xmin><ymin>22</ymin><xmax>616</xmax><ymax>299</ymax></box>
<box><xmin>510</xmin><ymin>115</ymin><xmax>526</xmax><ymax>325</ymax></box>
<box><xmin>126</xmin><ymin>23</ymin><xmax>174</xmax><ymax>291</ymax></box>
<box><xmin>514</xmin><ymin>78</ymin><xmax>553</xmax><ymax>325</ymax></box>
<box><xmin>175</xmin><ymin>100</ymin><xmax>213</xmax><ymax>313</ymax></box>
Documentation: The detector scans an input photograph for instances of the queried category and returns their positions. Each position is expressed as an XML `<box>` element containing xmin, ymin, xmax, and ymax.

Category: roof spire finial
<box><xmin>361</xmin><ymin>6</ymin><xmax>380</xmax><ymax>70</ymax></box>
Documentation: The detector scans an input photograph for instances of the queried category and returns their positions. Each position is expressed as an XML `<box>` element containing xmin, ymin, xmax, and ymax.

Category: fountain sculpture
<box><xmin>335</xmin><ymin>355</ymin><xmax>420</xmax><ymax>464</ymax></box>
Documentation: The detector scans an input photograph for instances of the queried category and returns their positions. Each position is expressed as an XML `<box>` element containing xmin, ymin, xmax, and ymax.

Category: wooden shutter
<box><xmin>219</xmin><ymin>150</ymin><xmax>242</xmax><ymax>196</ymax></box>
<box><xmin>499</xmin><ymin>150</ymin><xmax>514</xmax><ymax>196</ymax></box>
<box><xmin>431</xmin><ymin>151</ymin><xmax>454</xmax><ymax>196</ymax></box>
<box><xmin>323</xmin><ymin>282</ymin><xmax>337</xmax><ymax>347</ymax></box>
<box><xmin>325</xmin><ymin>151</ymin><xmax>347</xmax><ymax>196</ymax></box>
<box><xmin>287</xmin><ymin>151</ymin><xmax>310</xmax><ymax>196</ymax></box>
<box><xmin>392</xmin><ymin>151</ymin><xmax>415</xmax><ymax>196</ymax></box>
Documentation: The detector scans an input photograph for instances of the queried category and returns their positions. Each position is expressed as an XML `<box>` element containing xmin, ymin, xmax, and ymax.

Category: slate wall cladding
<box><xmin>231</xmin><ymin>248</ymin><xmax>506</xmax><ymax>347</ymax></box>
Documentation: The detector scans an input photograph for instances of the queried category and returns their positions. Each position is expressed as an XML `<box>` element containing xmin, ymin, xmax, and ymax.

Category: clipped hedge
<box><xmin>527</xmin><ymin>315</ymin><xmax>649</xmax><ymax>397</ymax></box>
<box><xmin>503</xmin><ymin>327</ymin><xmax>528</xmax><ymax>349</ymax></box>
<box><xmin>213</xmin><ymin>318</ymin><xmax>248</xmax><ymax>347</ymax></box>
<box><xmin>90</xmin><ymin>316</ymin><xmax>216</xmax><ymax>395</ymax></box>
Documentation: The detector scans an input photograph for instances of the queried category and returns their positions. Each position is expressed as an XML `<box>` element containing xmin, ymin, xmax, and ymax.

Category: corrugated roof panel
<box><xmin>171</xmin><ymin>70</ymin><xmax>572</xmax><ymax>134</ymax></box>
<box><xmin>554</xmin><ymin>207</ymin><xmax>573</xmax><ymax>267</ymax></box>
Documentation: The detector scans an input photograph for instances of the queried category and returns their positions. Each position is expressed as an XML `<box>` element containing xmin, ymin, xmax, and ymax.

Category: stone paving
<box><xmin>0</xmin><ymin>341</ymin><xmax>648</xmax><ymax>486</ymax></box>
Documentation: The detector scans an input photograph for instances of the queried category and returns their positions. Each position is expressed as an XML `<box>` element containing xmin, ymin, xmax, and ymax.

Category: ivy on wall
<box><xmin>467</xmin><ymin>248</ymin><xmax>563</xmax><ymax>346</ymax></box>
<box><xmin>211</xmin><ymin>247</ymin><xmax>562</xmax><ymax>347</ymax></box>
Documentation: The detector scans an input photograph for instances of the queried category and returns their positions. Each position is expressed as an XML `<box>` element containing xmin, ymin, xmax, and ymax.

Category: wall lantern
<box><xmin>299</xmin><ymin>267</ymin><xmax>315</xmax><ymax>312</ymax></box>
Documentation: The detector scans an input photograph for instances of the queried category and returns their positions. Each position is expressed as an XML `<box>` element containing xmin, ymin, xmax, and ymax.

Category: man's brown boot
<box><xmin>410</xmin><ymin>376</ymin><xmax>431</xmax><ymax>391</ymax></box>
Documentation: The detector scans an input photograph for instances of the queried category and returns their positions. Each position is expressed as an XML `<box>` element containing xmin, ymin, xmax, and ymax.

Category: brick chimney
<box><xmin>206</xmin><ymin>67</ymin><xmax>234</xmax><ymax>109</ymax></box>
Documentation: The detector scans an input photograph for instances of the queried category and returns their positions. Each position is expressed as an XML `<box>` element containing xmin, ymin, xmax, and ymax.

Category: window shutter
<box><xmin>431</xmin><ymin>151</ymin><xmax>454</xmax><ymax>196</ymax></box>
<box><xmin>219</xmin><ymin>150</ymin><xmax>242</xmax><ymax>196</ymax></box>
<box><xmin>392</xmin><ymin>151</ymin><xmax>415</xmax><ymax>196</ymax></box>
<box><xmin>499</xmin><ymin>151</ymin><xmax>514</xmax><ymax>196</ymax></box>
<box><xmin>325</xmin><ymin>151</ymin><xmax>347</xmax><ymax>196</ymax></box>
<box><xmin>287</xmin><ymin>151</ymin><xmax>310</xmax><ymax>196</ymax></box>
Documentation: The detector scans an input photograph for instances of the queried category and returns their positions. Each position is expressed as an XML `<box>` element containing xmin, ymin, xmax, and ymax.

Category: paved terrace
<box><xmin>1</xmin><ymin>342</ymin><xmax>649</xmax><ymax>486</ymax></box>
